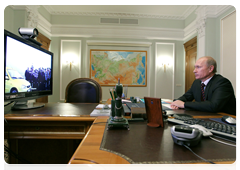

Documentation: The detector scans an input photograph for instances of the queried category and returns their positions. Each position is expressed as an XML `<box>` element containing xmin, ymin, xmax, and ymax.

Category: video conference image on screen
<box><xmin>5</xmin><ymin>36</ymin><xmax>52</xmax><ymax>94</ymax></box>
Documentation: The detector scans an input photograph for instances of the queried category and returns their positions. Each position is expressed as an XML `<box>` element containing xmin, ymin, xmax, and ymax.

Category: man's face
<box><xmin>193</xmin><ymin>58</ymin><xmax>213</xmax><ymax>82</ymax></box>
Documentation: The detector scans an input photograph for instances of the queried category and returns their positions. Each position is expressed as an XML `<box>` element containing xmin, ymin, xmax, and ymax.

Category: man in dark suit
<box><xmin>171</xmin><ymin>56</ymin><xmax>236</xmax><ymax>115</ymax></box>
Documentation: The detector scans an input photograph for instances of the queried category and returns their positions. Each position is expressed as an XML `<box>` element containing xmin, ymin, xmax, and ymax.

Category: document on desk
<box><xmin>162</xmin><ymin>104</ymin><xmax>172</xmax><ymax>109</ymax></box>
<box><xmin>95</xmin><ymin>104</ymin><xmax>111</xmax><ymax>109</ymax></box>
<box><xmin>90</xmin><ymin>109</ymin><xmax>111</xmax><ymax>116</ymax></box>
<box><xmin>161</xmin><ymin>99</ymin><xmax>172</xmax><ymax>110</ymax></box>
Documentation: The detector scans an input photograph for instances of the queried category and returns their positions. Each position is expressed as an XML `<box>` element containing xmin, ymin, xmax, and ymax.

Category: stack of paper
<box><xmin>90</xmin><ymin>109</ymin><xmax>111</xmax><ymax>117</ymax></box>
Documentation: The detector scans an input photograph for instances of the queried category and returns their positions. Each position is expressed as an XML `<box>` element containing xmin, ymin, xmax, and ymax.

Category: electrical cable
<box><xmin>183</xmin><ymin>144</ymin><xmax>215</xmax><ymax>164</ymax></box>
<box><xmin>209</xmin><ymin>136</ymin><xmax>236</xmax><ymax>147</ymax></box>
<box><xmin>4</xmin><ymin>101</ymin><xmax>14</xmax><ymax>107</ymax></box>
<box><xmin>211</xmin><ymin>135</ymin><xmax>236</xmax><ymax>143</ymax></box>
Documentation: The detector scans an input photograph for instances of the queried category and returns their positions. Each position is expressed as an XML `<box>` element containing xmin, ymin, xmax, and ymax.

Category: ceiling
<box><xmin>43</xmin><ymin>5</ymin><xmax>197</xmax><ymax>19</ymax></box>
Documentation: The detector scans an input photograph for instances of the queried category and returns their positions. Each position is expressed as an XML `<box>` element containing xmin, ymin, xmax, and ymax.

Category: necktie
<box><xmin>201</xmin><ymin>83</ymin><xmax>206</xmax><ymax>101</ymax></box>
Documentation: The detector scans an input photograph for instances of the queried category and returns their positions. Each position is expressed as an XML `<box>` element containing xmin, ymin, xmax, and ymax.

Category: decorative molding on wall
<box><xmin>86</xmin><ymin>40</ymin><xmax>152</xmax><ymax>47</ymax></box>
<box><xmin>51</xmin><ymin>25</ymin><xmax>184</xmax><ymax>40</ymax></box>
<box><xmin>196</xmin><ymin>5</ymin><xmax>233</xmax><ymax>19</ymax></box>
<box><xmin>183</xmin><ymin>20</ymin><xmax>197</xmax><ymax>41</ymax></box>
<box><xmin>26</xmin><ymin>5</ymin><xmax>40</xmax><ymax>28</ymax></box>
<box><xmin>195</xmin><ymin>5</ymin><xmax>232</xmax><ymax>38</ymax></box>
<box><xmin>182</xmin><ymin>6</ymin><xmax>198</xmax><ymax>19</ymax></box>
<box><xmin>37</xmin><ymin>14</ymin><xmax>52</xmax><ymax>37</ymax></box>
<box><xmin>155</xmin><ymin>42</ymin><xmax>175</xmax><ymax>100</ymax></box>
<box><xmin>10</xmin><ymin>5</ymin><xmax>232</xmax><ymax>41</ymax></box>
<box><xmin>53</xmin><ymin>11</ymin><xmax>186</xmax><ymax>20</ymax></box>
<box><xmin>196</xmin><ymin>17</ymin><xmax>206</xmax><ymax>38</ymax></box>
<box><xmin>60</xmin><ymin>40</ymin><xmax>81</xmax><ymax>101</ymax></box>
<box><xmin>195</xmin><ymin>6</ymin><xmax>207</xmax><ymax>39</ymax></box>
<box><xmin>43</xmin><ymin>5</ymin><xmax>197</xmax><ymax>20</ymax></box>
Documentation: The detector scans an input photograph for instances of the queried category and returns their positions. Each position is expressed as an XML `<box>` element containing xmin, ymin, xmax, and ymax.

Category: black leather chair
<box><xmin>65</xmin><ymin>78</ymin><xmax>102</xmax><ymax>103</ymax></box>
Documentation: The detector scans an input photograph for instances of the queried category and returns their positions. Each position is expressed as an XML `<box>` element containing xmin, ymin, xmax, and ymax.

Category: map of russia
<box><xmin>90</xmin><ymin>50</ymin><xmax>147</xmax><ymax>86</ymax></box>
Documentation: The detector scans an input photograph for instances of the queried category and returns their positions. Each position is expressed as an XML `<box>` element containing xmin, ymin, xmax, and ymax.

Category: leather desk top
<box><xmin>100</xmin><ymin>120</ymin><xmax>236</xmax><ymax>164</ymax></box>
<box><xmin>4</xmin><ymin>103</ymin><xmax>98</xmax><ymax>117</ymax></box>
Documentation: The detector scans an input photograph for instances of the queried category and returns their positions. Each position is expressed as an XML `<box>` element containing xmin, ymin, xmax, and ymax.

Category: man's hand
<box><xmin>170</xmin><ymin>100</ymin><xmax>185</xmax><ymax>109</ymax></box>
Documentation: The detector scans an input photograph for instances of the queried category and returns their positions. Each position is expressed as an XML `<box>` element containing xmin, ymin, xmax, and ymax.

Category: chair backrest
<box><xmin>65</xmin><ymin>78</ymin><xmax>102</xmax><ymax>103</ymax></box>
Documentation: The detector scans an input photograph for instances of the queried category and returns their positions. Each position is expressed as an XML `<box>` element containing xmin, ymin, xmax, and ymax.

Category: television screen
<box><xmin>4</xmin><ymin>29</ymin><xmax>53</xmax><ymax>109</ymax></box>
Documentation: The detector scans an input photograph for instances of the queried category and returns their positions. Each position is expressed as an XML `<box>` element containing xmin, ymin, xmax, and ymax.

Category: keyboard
<box><xmin>126</xmin><ymin>102</ymin><xmax>145</xmax><ymax>108</ymax></box>
<box><xmin>167</xmin><ymin>115</ymin><xmax>236</xmax><ymax>141</ymax></box>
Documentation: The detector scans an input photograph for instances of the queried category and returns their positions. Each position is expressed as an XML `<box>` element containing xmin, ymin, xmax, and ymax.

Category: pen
<box><xmin>109</xmin><ymin>88</ymin><xmax>113</xmax><ymax>100</ymax></box>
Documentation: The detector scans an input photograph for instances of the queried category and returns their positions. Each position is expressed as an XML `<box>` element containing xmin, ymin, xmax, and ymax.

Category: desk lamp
<box><xmin>107</xmin><ymin>79</ymin><xmax>129</xmax><ymax>130</ymax></box>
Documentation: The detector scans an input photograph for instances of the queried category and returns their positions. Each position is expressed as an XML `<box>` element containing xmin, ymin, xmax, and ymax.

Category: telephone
<box><xmin>171</xmin><ymin>125</ymin><xmax>203</xmax><ymax>146</ymax></box>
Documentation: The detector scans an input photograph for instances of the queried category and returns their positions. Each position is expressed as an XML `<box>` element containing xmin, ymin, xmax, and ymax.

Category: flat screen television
<box><xmin>4</xmin><ymin>29</ymin><xmax>53</xmax><ymax>110</ymax></box>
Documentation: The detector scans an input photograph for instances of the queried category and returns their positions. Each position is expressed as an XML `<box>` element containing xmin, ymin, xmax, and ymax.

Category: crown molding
<box><xmin>11</xmin><ymin>5</ymin><xmax>232</xmax><ymax>20</ymax></box>
<box><xmin>9</xmin><ymin>5</ymin><xmax>233</xmax><ymax>41</ymax></box>
<box><xmin>42</xmin><ymin>5</ymin><xmax>199</xmax><ymax>20</ymax></box>
<box><xmin>195</xmin><ymin>5</ymin><xmax>233</xmax><ymax>18</ymax></box>
<box><xmin>9</xmin><ymin>5</ymin><xmax>27</xmax><ymax>10</ymax></box>
<box><xmin>37</xmin><ymin>14</ymin><xmax>52</xmax><ymax>37</ymax></box>
<box><xmin>183</xmin><ymin>20</ymin><xmax>197</xmax><ymax>41</ymax></box>
<box><xmin>182</xmin><ymin>6</ymin><xmax>198</xmax><ymax>19</ymax></box>
<box><xmin>86</xmin><ymin>40</ymin><xmax>152</xmax><ymax>47</ymax></box>
<box><xmin>50</xmin><ymin>11</ymin><xmax>186</xmax><ymax>20</ymax></box>
<box><xmin>50</xmin><ymin>24</ymin><xmax>184</xmax><ymax>40</ymax></box>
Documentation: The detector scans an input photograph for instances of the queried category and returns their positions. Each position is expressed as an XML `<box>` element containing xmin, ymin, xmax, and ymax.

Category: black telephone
<box><xmin>171</xmin><ymin>125</ymin><xmax>203</xmax><ymax>146</ymax></box>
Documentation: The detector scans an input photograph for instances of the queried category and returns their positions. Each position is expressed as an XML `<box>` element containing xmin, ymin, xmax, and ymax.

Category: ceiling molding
<box><xmin>42</xmin><ymin>5</ymin><xmax>198</xmax><ymax>20</ymax></box>
<box><xmin>50</xmin><ymin>24</ymin><xmax>184</xmax><ymax>40</ymax></box>
<box><xmin>86</xmin><ymin>40</ymin><xmax>152</xmax><ymax>47</ymax></box>
<box><xmin>37</xmin><ymin>14</ymin><xmax>52</xmax><ymax>37</ymax></box>
<box><xmin>9</xmin><ymin>5</ymin><xmax>27</xmax><ymax>10</ymax></box>
<box><xmin>182</xmin><ymin>6</ymin><xmax>198</xmax><ymax>18</ymax></box>
<box><xmin>183</xmin><ymin>20</ymin><xmax>197</xmax><ymax>41</ymax></box>
<box><xmin>10</xmin><ymin>5</ymin><xmax>233</xmax><ymax>41</ymax></box>
<box><xmin>195</xmin><ymin>5</ymin><xmax>233</xmax><ymax>18</ymax></box>
<box><xmin>11</xmin><ymin>5</ymin><xmax>233</xmax><ymax>20</ymax></box>
<box><xmin>50</xmin><ymin>11</ymin><xmax>187</xmax><ymax>20</ymax></box>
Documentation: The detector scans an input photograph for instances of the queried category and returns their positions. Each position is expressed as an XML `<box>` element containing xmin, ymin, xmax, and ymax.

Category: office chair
<box><xmin>65</xmin><ymin>78</ymin><xmax>102</xmax><ymax>103</ymax></box>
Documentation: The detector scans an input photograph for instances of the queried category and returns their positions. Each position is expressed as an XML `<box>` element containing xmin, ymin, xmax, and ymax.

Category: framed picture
<box><xmin>90</xmin><ymin>50</ymin><xmax>147</xmax><ymax>86</ymax></box>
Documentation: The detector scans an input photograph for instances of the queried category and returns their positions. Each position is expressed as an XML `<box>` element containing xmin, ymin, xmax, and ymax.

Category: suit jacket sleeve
<box><xmin>179</xmin><ymin>75</ymin><xmax>235</xmax><ymax>113</ymax></box>
<box><xmin>177</xmin><ymin>79</ymin><xmax>200</xmax><ymax>102</ymax></box>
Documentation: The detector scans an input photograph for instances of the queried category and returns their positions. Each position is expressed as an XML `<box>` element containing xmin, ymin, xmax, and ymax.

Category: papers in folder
<box><xmin>90</xmin><ymin>104</ymin><xmax>111</xmax><ymax>116</ymax></box>
<box><xmin>95</xmin><ymin>104</ymin><xmax>111</xmax><ymax>109</ymax></box>
<box><xmin>90</xmin><ymin>109</ymin><xmax>111</xmax><ymax>116</ymax></box>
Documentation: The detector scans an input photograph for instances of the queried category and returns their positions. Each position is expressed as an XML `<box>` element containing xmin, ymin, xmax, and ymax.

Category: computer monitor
<box><xmin>4</xmin><ymin>29</ymin><xmax>54</xmax><ymax>110</ymax></box>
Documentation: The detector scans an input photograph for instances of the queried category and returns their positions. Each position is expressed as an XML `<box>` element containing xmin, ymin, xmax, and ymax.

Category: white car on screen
<box><xmin>5</xmin><ymin>67</ymin><xmax>31</xmax><ymax>93</ymax></box>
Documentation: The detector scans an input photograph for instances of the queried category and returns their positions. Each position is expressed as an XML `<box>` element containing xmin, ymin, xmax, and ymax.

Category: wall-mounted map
<box><xmin>90</xmin><ymin>50</ymin><xmax>147</xmax><ymax>86</ymax></box>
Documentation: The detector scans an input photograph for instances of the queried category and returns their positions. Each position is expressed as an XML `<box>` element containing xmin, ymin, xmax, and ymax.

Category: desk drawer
<box><xmin>4</xmin><ymin>121</ymin><xmax>93</xmax><ymax>139</ymax></box>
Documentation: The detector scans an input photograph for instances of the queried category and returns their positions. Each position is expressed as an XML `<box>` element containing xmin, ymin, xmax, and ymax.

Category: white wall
<box><xmin>155</xmin><ymin>43</ymin><xmax>175</xmax><ymax>99</ymax></box>
<box><xmin>60</xmin><ymin>40</ymin><xmax>81</xmax><ymax>101</ymax></box>
<box><xmin>220</xmin><ymin>11</ymin><xmax>236</xmax><ymax>94</ymax></box>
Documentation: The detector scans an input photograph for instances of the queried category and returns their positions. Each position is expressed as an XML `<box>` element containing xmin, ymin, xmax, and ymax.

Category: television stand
<box><xmin>12</xmin><ymin>101</ymin><xmax>45</xmax><ymax>110</ymax></box>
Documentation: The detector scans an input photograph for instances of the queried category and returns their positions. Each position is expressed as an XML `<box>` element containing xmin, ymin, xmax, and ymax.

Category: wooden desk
<box><xmin>4</xmin><ymin>103</ymin><xmax>97</xmax><ymax>139</ymax></box>
<box><xmin>4</xmin><ymin>103</ymin><xmax>236</xmax><ymax>164</ymax></box>
<box><xmin>4</xmin><ymin>103</ymin><xmax>98</xmax><ymax>163</ymax></box>
<box><xmin>69</xmin><ymin>110</ymin><xmax>236</xmax><ymax>164</ymax></box>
